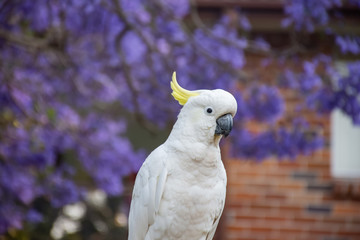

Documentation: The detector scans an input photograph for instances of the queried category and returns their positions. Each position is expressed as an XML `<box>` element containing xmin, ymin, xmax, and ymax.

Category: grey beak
<box><xmin>215</xmin><ymin>113</ymin><xmax>233</xmax><ymax>137</ymax></box>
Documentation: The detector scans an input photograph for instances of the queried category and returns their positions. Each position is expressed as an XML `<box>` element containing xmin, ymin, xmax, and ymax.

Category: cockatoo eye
<box><xmin>205</xmin><ymin>107</ymin><xmax>213</xmax><ymax>115</ymax></box>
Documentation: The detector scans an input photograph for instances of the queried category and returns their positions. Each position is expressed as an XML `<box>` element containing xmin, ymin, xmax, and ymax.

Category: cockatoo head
<box><xmin>170</xmin><ymin>72</ymin><xmax>237</xmax><ymax>145</ymax></box>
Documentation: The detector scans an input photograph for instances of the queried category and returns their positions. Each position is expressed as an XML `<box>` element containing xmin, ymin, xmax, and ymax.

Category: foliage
<box><xmin>0</xmin><ymin>0</ymin><xmax>359</xmax><ymax>238</ymax></box>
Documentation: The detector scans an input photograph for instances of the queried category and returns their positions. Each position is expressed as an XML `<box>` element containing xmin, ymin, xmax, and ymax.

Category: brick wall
<box><xmin>222</xmin><ymin>89</ymin><xmax>360</xmax><ymax>240</ymax></box>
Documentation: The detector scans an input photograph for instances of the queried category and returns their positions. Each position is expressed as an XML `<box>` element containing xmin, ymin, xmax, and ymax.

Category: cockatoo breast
<box><xmin>146</xmin><ymin>146</ymin><xmax>227</xmax><ymax>240</ymax></box>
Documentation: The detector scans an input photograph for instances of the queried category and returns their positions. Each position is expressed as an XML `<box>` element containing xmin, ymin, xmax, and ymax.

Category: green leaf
<box><xmin>46</xmin><ymin>108</ymin><xmax>57</xmax><ymax>124</ymax></box>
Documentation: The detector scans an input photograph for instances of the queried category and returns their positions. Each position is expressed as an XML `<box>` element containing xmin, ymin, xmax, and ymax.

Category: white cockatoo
<box><xmin>128</xmin><ymin>72</ymin><xmax>237</xmax><ymax>240</ymax></box>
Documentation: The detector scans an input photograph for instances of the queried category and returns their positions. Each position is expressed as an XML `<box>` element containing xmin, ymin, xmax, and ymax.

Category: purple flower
<box><xmin>121</xmin><ymin>31</ymin><xmax>147</xmax><ymax>64</ymax></box>
<box><xmin>157</xmin><ymin>38</ymin><xmax>171</xmax><ymax>55</ymax></box>
<box><xmin>120</xmin><ymin>0</ymin><xmax>151</xmax><ymax>24</ymax></box>
<box><xmin>231</xmin><ymin>123</ymin><xmax>324</xmax><ymax>160</ymax></box>
<box><xmin>11</xmin><ymin>88</ymin><xmax>33</xmax><ymax>112</ymax></box>
<box><xmin>306</xmin><ymin>87</ymin><xmax>336</xmax><ymax>113</ymax></box>
<box><xmin>155</xmin><ymin>18</ymin><xmax>187</xmax><ymax>43</ymax></box>
<box><xmin>26</xmin><ymin>210</ymin><xmax>43</xmax><ymax>223</ymax></box>
<box><xmin>239</xmin><ymin>15</ymin><xmax>251</xmax><ymax>31</ymax></box>
<box><xmin>29</xmin><ymin>1</ymin><xmax>50</xmax><ymax>31</ymax></box>
<box><xmin>56</xmin><ymin>104</ymin><xmax>81</xmax><ymax>129</ymax></box>
<box><xmin>159</xmin><ymin>0</ymin><xmax>190</xmax><ymax>18</ymax></box>
<box><xmin>335</xmin><ymin>36</ymin><xmax>360</xmax><ymax>55</ymax></box>
<box><xmin>282</xmin><ymin>69</ymin><xmax>299</xmax><ymax>89</ymax></box>
<box><xmin>245</xmin><ymin>84</ymin><xmax>285</xmax><ymax>123</ymax></box>
<box><xmin>300</xmin><ymin>61</ymin><xmax>322</xmax><ymax>92</ymax></box>
<box><xmin>0</xmin><ymin>165</ymin><xmax>38</xmax><ymax>205</ymax></box>
<box><xmin>46</xmin><ymin>174</ymin><xmax>81</xmax><ymax>208</ymax></box>
<box><xmin>254</xmin><ymin>38</ymin><xmax>270</xmax><ymax>51</ymax></box>
<box><xmin>0</xmin><ymin>203</ymin><xmax>23</xmax><ymax>233</ymax></box>
<box><xmin>333</xmin><ymin>61</ymin><xmax>360</xmax><ymax>125</ymax></box>
<box><xmin>194</xmin><ymin>16</ymin><xmax>246</xmax><ymax>69</ymax></box>
<box><xmin>78</xmin><ymin>115</ymin><xmax>144</xmax><ymax>195</ymax></box>
<box><xmin>283</xmin><ymin>0</ymin><xmax>342</xmax><ymax>32</ymax></box>
<box><xmin>349</xmin><ymin>0</ymin><xmax>360</xmax><ymax>8</ymax></box>
<box><xmin>94</xmin><ymin>167</ymin><xmax>124</xmax><ymax>195</ymax></box>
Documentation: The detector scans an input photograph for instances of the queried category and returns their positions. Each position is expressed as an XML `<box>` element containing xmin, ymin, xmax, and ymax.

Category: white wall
<box><xmin>331</xmin><ymin>109</ymin><xmax>360</xmax><ymax>179</ymax></box>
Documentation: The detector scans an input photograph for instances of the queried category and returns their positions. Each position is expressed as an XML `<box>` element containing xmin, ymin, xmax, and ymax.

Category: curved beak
<box><xmin>215</xmin><ymin>113</ymin><xmax>233</xmax><ymax>137</ymax></box>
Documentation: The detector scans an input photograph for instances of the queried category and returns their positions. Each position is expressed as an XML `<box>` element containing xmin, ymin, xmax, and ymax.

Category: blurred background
<box><xmin>0</xmin><ymin>0</ymin><xmax>360</xmax><ymax>239</ymax></box>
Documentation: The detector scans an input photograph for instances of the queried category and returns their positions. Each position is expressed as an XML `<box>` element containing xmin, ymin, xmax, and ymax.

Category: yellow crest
<box><xmin>170</xmin><ymin>72</ymin><xmax>199</xmax><ymax>105</ymax></box>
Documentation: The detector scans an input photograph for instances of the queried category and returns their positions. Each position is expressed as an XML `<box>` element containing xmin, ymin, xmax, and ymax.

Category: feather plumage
<box><xmin>128</xmin><ymin>79</ymin><xmax>237</xmax><ymax>240</ymax></box>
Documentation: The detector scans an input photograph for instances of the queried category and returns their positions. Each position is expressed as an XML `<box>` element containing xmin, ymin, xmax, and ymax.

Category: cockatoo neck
<box><xmin>165</xmin><ymin>108</ymin><xmax>221</xmax><ymax>165</ymax></box>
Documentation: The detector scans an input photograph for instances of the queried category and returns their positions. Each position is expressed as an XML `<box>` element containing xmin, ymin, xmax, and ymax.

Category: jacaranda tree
<box><xmin>0</xmin><ymin>0</ymin><xmax>359</xmax><ymax>238</ymax></box>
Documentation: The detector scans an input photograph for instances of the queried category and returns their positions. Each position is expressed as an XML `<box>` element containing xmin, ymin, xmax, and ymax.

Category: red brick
<box><xmin>293</xmin><ymin>215</ymin><xmax>322</xmax><ymax>224</ymax></box>
<box><xmin>337</xmin><ymin>229</ymin><xmax>360</xmax><ymax>237</ymax></box>
<box><xmin>319</xmin><ymin>171</ymin><xmax>332</xmax><ymax>180</ymax></box>
<box><xmin>225</xmin><ymin>200</ymin><xmax>247</xmax><ymax>208</ymax></box>
<box><xmin>233</xmin><ymin>212</ymin><xmax>263</xmax><ymax>222</ymax></box>
<box><xmin>264</xmin><ymin>215</ymin><xmax>292</xmax><ymax>222</ymax></box>
<box><xmin>250</xmin><ymin>225</ymin><xmax>276</xmax><ymax>234</ymax></box>
<box><xmin>334</xmin><ymin>204</ymin><xmax>360</xmax><ymax>215</ymax></box>
<box><xmin>249</xmin><ymin>201</ymin><xmax>275</xmax><ymax>210</ymax></box>
<box><xmin>307</xmin><ymin>226</ymin><xmax>337</xmax><ymax>235</ymax></box>
<box><xmin>264</xmin><ymin>192</ymin><xmax>287</xmax><ymax>201</ymax></box>
<box><xmin>226</xmin><ymin>222</ymin><xmax>251</xmax><ymax>233</ymax></box>
<box><xmin>322</xmin><ymin>215</ymin><xmax>351</xmax><ymax>225</ymax></box>
<box><xmin>307</xmin><ymin>161</ymin><xmax>330</xmax><ymax>171</ymax></box>
<box><xmin>249</xmin><ymin>201</ymin><xmax>304</xmax><ymax>214</ymax></box>
<box><xmin>277</xmin><ymin>180</ymin><xmax>305</xmax><ymax>190</ymax></box>
<box><xmin>236</xmin><ymin>179</ymin><xmax>275</xmax><ymax>190</ymax></box>
<box><xmin>264</xmin><ymin>170</ymin><xmax>290</xmax><ymax>179</ymax></box>
<box><xmin>279</xmin><ymin>204</ymin><xmax>305</xmax><ymax>214</ymax></box>
<box><xmin>269</xmin><ymin>233</ymin><xmax>311</xmax><ymax>240</ymax></box>
<box><xmin>231</xmin><ymin>192</ymin><xmax>259</xmax><ymax>201</ymax></box>
<box><xmin>289</xmin><ymin>192</ymin><xmax>323</xmax><ymax>202</ymax></box>
<box><xmin>350</xmin><ymin>216</ymin><xmax>360</xmax><ymax>224</ymax></box>
<box><xmin>226</xmin><ymin>236</ymin><xmax>258</xmax><ymax>240</ymax></box>
<box><xmin>278</xmin><ymin>226</ymin><xmax>306</xmax><ymax>234</ymax></box>
<box><xmin>278</xmin><ymin>160</ymin><xmax>303</xmax><ymax>169</ymax></box>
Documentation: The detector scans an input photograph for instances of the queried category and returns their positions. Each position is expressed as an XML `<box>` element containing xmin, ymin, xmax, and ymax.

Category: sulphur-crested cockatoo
<box><xmin>128</xmin><ymin>72</ymin><xmax>237</xmax><ymax>240</ymax></box>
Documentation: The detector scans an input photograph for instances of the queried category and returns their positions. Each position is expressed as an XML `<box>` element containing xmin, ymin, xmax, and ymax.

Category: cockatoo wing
<box><xmin>128</xmin><ymin>146</ymin><xmax>168</xmax><ymax>240</ymax></box>
<box><xmin>206</xmin><ymin>206</ymin><xmax>224</xmax><ymax>240</ymax></box>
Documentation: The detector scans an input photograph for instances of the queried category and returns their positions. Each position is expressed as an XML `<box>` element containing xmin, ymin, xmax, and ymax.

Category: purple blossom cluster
<box><xmin>194</xmin><ymin>16</ymin><xmax>247</xmax><ymax>69</ymax></box>
<box><xmin>0</xmin><ymin>0</ymin><xmax>146</xmax><ymax>233</ymax></box>
<box><xmin>231</xmin><ymin>123</ymin><xmax>324</xmax><ymax>160</ymax></box>
<box><xmin>283</xmin><ymin>58</ymin><xmax>360</xmax><ymax>126</ymax></box>
<box><xmin>0</xmin><ymin>124</ymin><xmax>80</xmax><ymax>231</ymax></box>
<box><xmin>0</xmin><ymin>86</ymin><xmax>144</xmax><ymax>232</ymax></box>
<box><xmin>333</xmin><ymin>62</ymin><xmax>360</xmax><ymax>124</ymax></box>
<box><xmin>231</xmin><ymin>89</ymin><xmax>322</xmax><ymax>160</ymax></box>
<box><xmin>283</xmin><ymin>61</ymin><xmax>323</xmax><ymax>92</ymax></box>
<box><xmin>245</xmin><ymin>85</ymin><xmax>284</xmax><ymax>123</ymax></box>
<box><xmin>336</xmin><ymin>36</ymin><xmax>360</xmax><ymax>55</ymax></box>
<box><xmin>349</xmin><ymin>0</ymin><xmax>360</xmax><ymax>7</ymax></box>
<box><xmin>233</xmin><ymin>85</ymin><xmax>284</xmax><ymax>123</ymax></box>
<box><xmin>282</xmin><ymin>0</ymin><xmax>341</xmax><ymax>31</ymax></box>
